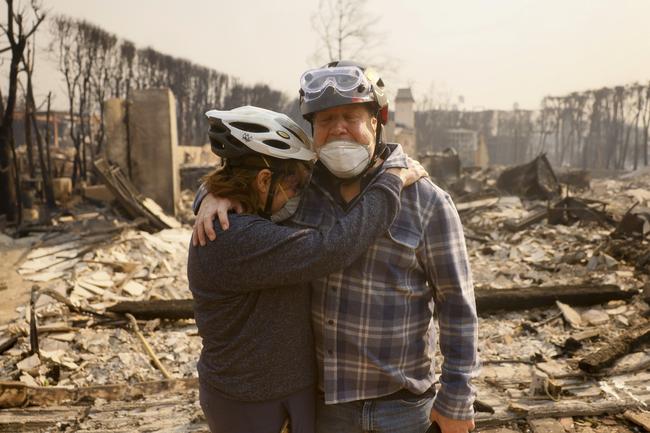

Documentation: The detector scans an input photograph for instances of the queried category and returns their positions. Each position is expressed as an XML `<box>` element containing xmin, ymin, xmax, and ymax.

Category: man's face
<box><xmin>312</xmin><ymin>104</ymin><xmax>377</xmax><ymax>155</ymax></box>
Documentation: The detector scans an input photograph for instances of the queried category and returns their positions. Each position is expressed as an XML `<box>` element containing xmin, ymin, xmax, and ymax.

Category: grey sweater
<box><xmin>187</xmin><ymin>174</ymin><xmax>403</xmax><ymax>401</ymax></box>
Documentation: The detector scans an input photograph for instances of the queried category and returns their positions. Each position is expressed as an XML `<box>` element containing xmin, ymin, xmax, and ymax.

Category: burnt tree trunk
<box><xmin>0</xmin><ymin>34</ymin><xmax>24</xmax><ymax>222</ymax></box>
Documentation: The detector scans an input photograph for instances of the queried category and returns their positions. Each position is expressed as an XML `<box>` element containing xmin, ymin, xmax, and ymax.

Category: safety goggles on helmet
<box><xmin>300</xmin><ymin>66</ymin><xmax>370</xmax><ymax>101</ymax></box>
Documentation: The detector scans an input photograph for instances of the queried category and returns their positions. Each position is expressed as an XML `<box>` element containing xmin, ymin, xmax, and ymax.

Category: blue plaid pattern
<box><xmin>289</xmin><ymin>144</ymin><xmax>479</xmax><ymax>420</ymax></box>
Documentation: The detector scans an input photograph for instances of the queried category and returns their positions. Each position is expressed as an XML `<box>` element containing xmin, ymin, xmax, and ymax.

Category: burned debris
<box><xmin>427</xmin><ymin>154</ymin><xmax>650</xmax><ymax>431</ymax></box>
<box><xmin>0</xmin><ymin>152</ymin><xmax>649</xmax><ymax>432</ymax></box>
<box><xmin>496</xmin><ymin>154</ymin><xmax>561</xmax><ymax>201</ymax></box>
<box><xmin>0</xmin><ymin>1</ymin><xmax>648</xmax><ymax>431</ymax></box>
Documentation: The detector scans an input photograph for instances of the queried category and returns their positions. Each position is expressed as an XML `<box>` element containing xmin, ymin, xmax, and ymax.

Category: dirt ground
<box><xmin>0</xmin><ymin>244</ymin><xmax>33</xmax><ymax>326</ymax></box>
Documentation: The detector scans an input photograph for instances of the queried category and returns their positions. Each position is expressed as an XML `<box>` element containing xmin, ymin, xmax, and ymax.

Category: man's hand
<box><xmin>191</xmin><ymin>194</ymin><xmax>243</xmax><ymax>246</ymax></box>
<box><xmin>430</xmin><ymin>408</ymin><xmax>475</xmax><ymax>433</ymax></box>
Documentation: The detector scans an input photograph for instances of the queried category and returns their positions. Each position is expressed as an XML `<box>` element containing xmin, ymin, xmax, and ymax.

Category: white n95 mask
<box><xmin>318</xmin><ymin>140</ymin><xmax>372</xmax><ymax>179</ymax></box>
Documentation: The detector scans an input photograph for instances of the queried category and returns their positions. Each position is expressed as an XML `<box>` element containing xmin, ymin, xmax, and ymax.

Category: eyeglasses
<box><xmin>300</xmin><ymin>66</ymin><xmax>369</xmax><ymax>99</ymax></box>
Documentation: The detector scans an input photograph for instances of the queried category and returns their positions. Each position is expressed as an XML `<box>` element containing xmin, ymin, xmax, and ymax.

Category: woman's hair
<box><xmin>201</xmin><ymin>155</ymin><xmax>304</xmax><ymax>213</ymax></box>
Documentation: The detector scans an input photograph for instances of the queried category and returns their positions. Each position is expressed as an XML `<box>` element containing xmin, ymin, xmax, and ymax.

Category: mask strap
<box><xmin>276</xmin><ymin>183</ymin><xmax>290</xmax><ymax>202</ymax></box>
<box><xmin>260</xmin><ymin>157</ymin><xmax>280</xmax><ymax>219</ymax></box>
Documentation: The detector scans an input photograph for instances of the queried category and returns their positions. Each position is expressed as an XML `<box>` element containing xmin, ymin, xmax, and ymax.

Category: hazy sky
<box><xmin>21</xmin><ymin>0</ymin><xmax>650</xmax><ymax>110</ymax></box>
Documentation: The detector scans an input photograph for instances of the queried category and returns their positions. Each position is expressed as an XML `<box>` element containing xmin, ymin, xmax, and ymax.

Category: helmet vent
<box><xmin>282</xmin><ymin>127</ymin><xmax>306</xmax><ymax>145</ymax></box>
<box><xmin>263</xmin><ymin>139</ymin><xmax>291</xmax><ymax>150</ymax></box>
<box><xmin>226</xmin><ymin>135</ymin><xmax>244</xmax><ymax>147</ymax></box>
<box><xmin>230</xmin><ymin>122</ymin><xmax>270</xmax><ymax>133</ymax></box>
<box><xmin>209</xmin><ymin>119</ymin><xmax>228</xmax><ymax>134</ymax></box>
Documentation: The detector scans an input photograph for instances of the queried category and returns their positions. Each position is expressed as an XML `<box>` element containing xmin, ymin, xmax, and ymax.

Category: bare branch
<box><xmin>310</xmin><ymin>0</ymin><xmax>386</xmax><ymax>64</ymax></box>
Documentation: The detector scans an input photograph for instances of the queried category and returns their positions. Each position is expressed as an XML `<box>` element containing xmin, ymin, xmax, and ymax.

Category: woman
<box><xmin>187</xmin><ymin>106</ymin><xmax>423</xmax><ymax>433</ymax></box>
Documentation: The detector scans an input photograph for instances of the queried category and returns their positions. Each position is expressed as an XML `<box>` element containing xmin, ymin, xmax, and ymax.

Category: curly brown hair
<box><xmin>201</xmin><ymin>155</ymin><xmax>305</xmax><ymax>214</ymax></box>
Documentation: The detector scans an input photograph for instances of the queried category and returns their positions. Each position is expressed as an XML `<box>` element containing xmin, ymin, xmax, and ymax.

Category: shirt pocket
<box><xmin>387</xmin><ymin>206</ymin><xmax>423</xmax><ymax>249</ymax></box>
<box><xmin>379</xmin><ymin>207</ymin><xmax>425</xmax><ymax>288</ymax></box>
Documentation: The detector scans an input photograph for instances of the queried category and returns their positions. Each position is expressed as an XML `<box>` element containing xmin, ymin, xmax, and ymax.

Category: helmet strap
<box><xmin>259</xmin><ymin>173</ymin><xmax>278</xmax><ymax>219</ymax></box>
<box><xmin>259</xmin><ymin>157</ymin><xmax>280</xmax><ymax>220</ymax></box>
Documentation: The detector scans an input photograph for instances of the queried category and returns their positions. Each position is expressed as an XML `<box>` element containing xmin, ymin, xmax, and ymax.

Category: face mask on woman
<box><xmin>317</xmin><ymin>140</ymin><xmax>372</xmax><ymax>179</ymax></box>
<box><xmin>270</xmin><ymin>194</ymin><xmax>301</xmax><ymax>222</ymax></box>
<box><xmin>269</xmin><ymin>164</ymin><xmax>311</xmax><ymax>222</ymax></box>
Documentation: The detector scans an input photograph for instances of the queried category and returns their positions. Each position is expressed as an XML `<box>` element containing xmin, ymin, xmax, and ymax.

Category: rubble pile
<box><xmin>1</xmin><ymin>209</ymin><xmax>198</xmax><ymax>389</ymax></box>
<box><xmin>451</xmin><ymin>163</ymin><xmax>650</xmax><ymax>432</ymax></box>
<box><xmin>1</xmin><ymin>159</ymin><xmax>650</xmax><ymax>432</ymax></box>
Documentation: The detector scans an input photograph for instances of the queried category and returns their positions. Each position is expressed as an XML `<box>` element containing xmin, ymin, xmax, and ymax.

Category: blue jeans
<box><xmin>316</xmin><ymin>394</ymin><xmax>434</xmax><ymax>433</ymax></box>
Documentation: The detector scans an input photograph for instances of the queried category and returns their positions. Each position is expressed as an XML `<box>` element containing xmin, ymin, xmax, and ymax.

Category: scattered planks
<box><xmin>475</xmin><ymin>284</ymin><xmax>635</xmax><ymax>314</ymax></box>
<box><xmin>578</xmin><ymin>320</ymin><xmax>650</xmax><ymax>373</ymax></box>
<box><xmin>527</xmin><ymin>418</ymin><xmax>567</xmax><ymax>433</ymax></box>
<box><xmin>93</xmin><ymin>158</ymin><xmax>180</xmax><ymax>231</ymax></box>
<box><xmin>475</xmin><ymin>396</ymin><xmax>650</xmax><ymax>428</ymax></box>
<box><xmin>0</xmin><ymin>397</ymin><xmax>206</xmax><ymax>433</ymax></box>
<box><xmin>0</xmin><ymin>406</ymin><xmax>87</xmax><ymax>433</ymax></box>
<box><xmin>624</xmin><ymin>410</ymin><xmax>650</xmax><ymax>431</ymax></box>
<box><xmin>0</xmin><ymin>377</ymin><xmax>198</xmax><ymax>409</ymax></box>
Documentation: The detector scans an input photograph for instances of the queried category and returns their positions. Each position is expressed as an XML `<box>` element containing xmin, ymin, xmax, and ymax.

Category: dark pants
<box><xmin>199</xmin><ymin>381</ymin><xmax>315</xmax><ymax>433</ymax></box>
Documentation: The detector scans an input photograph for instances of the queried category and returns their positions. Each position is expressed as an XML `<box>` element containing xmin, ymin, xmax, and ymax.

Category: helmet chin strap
<box><xmin>258</xmin><ymin>157</ymin><xmax>281</xmax><ymax>220</ymax></box>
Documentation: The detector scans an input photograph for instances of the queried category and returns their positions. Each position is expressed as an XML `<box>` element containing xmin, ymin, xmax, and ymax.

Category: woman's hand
<box><xmin>386</xmin><ymin>157</ymin><xmax>429</xmax><ymax>187</ymax></box>
<box><xmin>192</xmin><ymin>194</ymin><xmax>243</xmax><ymax>246</ymax></box>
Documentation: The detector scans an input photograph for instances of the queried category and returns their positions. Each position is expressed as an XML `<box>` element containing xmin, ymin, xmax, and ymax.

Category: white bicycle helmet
<box><xmin>206</xmin><ymin>106</ymin><xmax>315</xmax><ymax>162</ymax></box>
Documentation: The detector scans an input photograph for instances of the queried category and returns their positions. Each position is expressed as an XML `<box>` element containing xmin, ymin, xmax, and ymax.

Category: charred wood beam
<box><xmin>578</xmin><ymin>320</ymin><xmax>650</xmax><ymax>373</ymax></box>
<box><xmin>476</xmin><ymin>284</ymin><xmax>635</xmax><ymax>314</ymax></box>
<box><xmin>107</xmin><ymin>299</ymin><xmax>194</xmax><ymax>320</ymax></box>
<box><xmin>503</xmin><ymin>208</ymin><xmax>548</xmax><ymax>233</ymax></box>
<box><xmin>0</xmin><ymin>335</ymin><xmax>18</xmax><ymax>355</ymax></box>
<box><xmin>105</xmin><ymin>284</ymin><xmax>636</xmax><ymax>321</ymax></box>
<box><xmin>0</xmin><ymin>377</ymin><xmax>197</xmax><ymax>409</ymax></box>
<box><xmin>29</xmin><ymin>285</ymin><xmax>39</xmax><ymax>355</ymax></box>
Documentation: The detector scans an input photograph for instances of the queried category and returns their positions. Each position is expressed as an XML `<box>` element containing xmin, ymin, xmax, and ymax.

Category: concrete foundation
<box><xmin>103</xmin><ymin>98</ymin><xmax>129</xmax><ymax>175</ymax></box>
<box><xmin>128</xmin><ymin>89</ymin><xmax>180</xmax><ymax>216</ymax></box>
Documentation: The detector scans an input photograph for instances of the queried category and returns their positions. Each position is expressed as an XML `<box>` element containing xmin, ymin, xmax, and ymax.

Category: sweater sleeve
<box><xmin>192</xmin><ymin>173</ymin><xmax>403</xmax><ymax>291</ymax></box>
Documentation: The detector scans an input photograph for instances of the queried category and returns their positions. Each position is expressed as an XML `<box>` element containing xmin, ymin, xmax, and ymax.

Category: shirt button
<box><xmin>328</xmin><ymin>320</ymin><xmax>334</xmax><ymax>325</ymax></box>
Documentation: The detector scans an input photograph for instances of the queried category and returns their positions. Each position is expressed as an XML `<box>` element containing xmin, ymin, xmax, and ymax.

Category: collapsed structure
<box><xmin>1</xmin><ymin>151</ymin><xmax>649</xmax><ymax>432</ymax></box>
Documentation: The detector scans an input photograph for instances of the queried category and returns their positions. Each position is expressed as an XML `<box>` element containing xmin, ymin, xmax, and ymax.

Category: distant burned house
<box><xmin>442</xmin><ymin>128</ymin><xmax>490</xmax><ymax>167</ymax></box>
<box><xmin>415</xmin><ymin>108</ymin><xmax>536</xmax><ymax>167</ymax></box>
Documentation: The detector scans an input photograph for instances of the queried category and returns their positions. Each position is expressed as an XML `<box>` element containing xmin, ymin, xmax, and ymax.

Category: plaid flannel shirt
<box><xmin>288</xmin><ymin>144</ymin><xmax>479</xmax><ymax>420</ymax></box>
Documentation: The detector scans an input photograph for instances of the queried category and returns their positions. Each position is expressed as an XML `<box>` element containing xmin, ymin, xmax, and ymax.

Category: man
<box><xmin>195</xmin><ymin>61</ymin><xmax>479</xmax><ymax>433</ymax></box>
